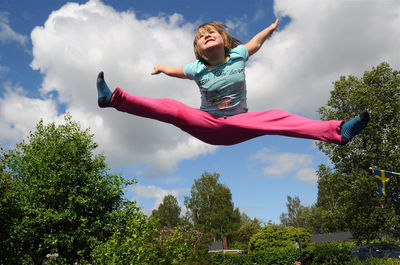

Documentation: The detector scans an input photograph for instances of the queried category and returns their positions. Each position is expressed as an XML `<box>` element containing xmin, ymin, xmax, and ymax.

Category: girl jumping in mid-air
<box><xmin>96</xmin><ymin>18</ymin><xmax>369</xmax><ymax>146</ymax></box>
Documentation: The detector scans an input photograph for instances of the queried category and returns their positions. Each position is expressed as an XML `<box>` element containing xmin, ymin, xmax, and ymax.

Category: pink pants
<box><xmin>110</xmin><ymin>88</ymin><xmax>343</xmax><ymax>146</ymax></box>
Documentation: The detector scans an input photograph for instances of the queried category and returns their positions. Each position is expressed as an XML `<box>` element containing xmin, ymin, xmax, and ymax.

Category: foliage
<box><xmin>310</xmin><ymin>242</ymin><xmax>355</xmax><ymax>265</ymax></box>
<box><xmin>316</xmin><ymin>62</ymin><xmax>400</xmax><ymax>241</ymax></box>
<box><xmin>352</xmin><ymin>258</ymin><xmax>400</xmax><ymax>265</ymax></box>
<box><xmin>211</xmin><ymin>247</ymin><xmax>300</xmax><ymax>265</ymax></box>
<box><xmin>248</xmin><ymin>224</ymin><xmax>311</xmax><ymax>252</ymax></box>
<box><xmin>91</xmin><ymin>203</ymin><xmax>159</xmax><ymax>265</ymax></box>
<box><xmin>156</xmin><ymin>225</ymin><xmax>212</xmax><ymax>265</ymax></box>
<box><xmin>0</xmin><ymin>149</ymin><xmax>22</xmax><ymax>264</ymax></box>
<box><xmin>93</xmin><ymin>218</ymin><xmax>211</xmax><ymax>264</ymax></box>
<box><xmin>341</xmin><ymin>173</ymin><xmax>393</xmax><ymax>242</ymax></box>
<box><xmin>184</xmin><ymin>171</ymin><xmax>241</xmax><ymax>241</ymax></box>
<box><xmin>2</xmin><ymin>115</ymin><xmax>133</xmax><ymax>264</ymax></box>
<box><xmin>315</xmin><ymin>164</ymin><xmax>350</xmax><ymax>233</ymax></box>
<box><xmin>151</xmin><ymin>194</ymin><xmax>181</xmax><ymax>229</ymax></box>
<box><xmin>296</xmin><ymin>204</ymin><xmax>323</xmax><ymax>234</ymax></box>
<box><xmin>280</xmin><ymin>195</ymin><xmax>306</xmax><ymax>227</ymax></box>
<box><xmin>234</xmin><ymin>217</ymin><xmax>262</xmax><ymax>249</ymax></box>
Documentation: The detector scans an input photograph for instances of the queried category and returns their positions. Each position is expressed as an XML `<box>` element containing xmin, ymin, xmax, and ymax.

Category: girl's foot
<box><xmin>340</xmin><ymin>110</ymin><xmax>370</xmax><ymax>145</ymax></box>
<box><xmin>97</xmin><ymin>71</ymin><xmax>113</xmax><ymax>108</ymax></box>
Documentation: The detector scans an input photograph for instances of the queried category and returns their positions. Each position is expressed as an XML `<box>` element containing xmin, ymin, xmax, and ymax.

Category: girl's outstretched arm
<box><xmin>245</xmin><ymin>18</ymin><xmax>279</xmax><ymax>57</ymax></box>
<box><xmin>151</xmin><ymin>65</ymin><xmax>187</xmax><ymax>79</ymax></box>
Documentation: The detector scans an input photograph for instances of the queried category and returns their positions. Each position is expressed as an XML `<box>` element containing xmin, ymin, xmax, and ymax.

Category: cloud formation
<box><xmin>246</xmin><ymin>0</ymin><xmax>400</xmax><ymax>116</ymax></box>
<box><xmin>0</xmin><ymin>12</ymin><xmax>28</xmax><ymax>45</ymax></box>
<box><xmin>1</xmin><ymin>0</ymin><xmax>399</xmax><ymax>179</ymax></box>
<box><xmin>132</xmin><ymin>184</ymin><xmax>189</xmax><ymax>214</ymax></box>
<box><xmin>28</xmin><ymin>0</ymin><xmax>216</xmax><ymax>176</ymax></box>
<box><xmin>251</xmin><ymin>147</ymin><xmax>317</xmax><ymax>184</ymax></box>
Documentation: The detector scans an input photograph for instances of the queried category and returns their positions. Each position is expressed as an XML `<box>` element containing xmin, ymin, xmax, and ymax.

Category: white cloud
<box><xmin>246</xmin><ymin>0</ymin><xmax>400</xmax><ymax>117</ymax></box>
<box><xmin>296</xmin><ymin>167</ymin><xmax>318</xmax><ymax>184</ymax></box>
<box><xmin>27</xmin><ymin>0</ymin><xmax>216</xmax><ymax>176</ymax></box>
<box><xmin>0</xmin><ymin>83</ymin><xmax>62</xmax><ymax>146</ymax></box>
<box><xmin>1</xmin><ymin>0</ymin><xmax>399</xmax><ymax>178</ymax></box>
<box><xmin>252</xmin><ymin>148</ymin><xmax>313</xmax><ymax>177</ymax></box>
<box><xmin>0</xmin><ymin>12</ymin><xmax>28</xmax><ymax>45</ymax></box>
<box><xmin>251</xmin><ymin>147</ymin><xmax>317</xmax><ymax>184</ymax></box>
<box><xmin>132</xmin><ymin>184</ymin><xmax>189</xmax><ymax>213</ymax></box>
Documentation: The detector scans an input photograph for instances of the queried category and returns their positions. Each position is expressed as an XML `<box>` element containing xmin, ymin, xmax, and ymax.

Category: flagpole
<box><xmin>369</xmin><ymin>167</ymin><xmax>400</xmax><ymax>176</ymax></box>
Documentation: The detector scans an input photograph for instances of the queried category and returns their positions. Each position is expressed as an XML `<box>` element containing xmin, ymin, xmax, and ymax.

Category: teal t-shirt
<box><xmin>184</xmin><ymin>45</ymin><xmax>249</xmax><ymax>117</ymax></box>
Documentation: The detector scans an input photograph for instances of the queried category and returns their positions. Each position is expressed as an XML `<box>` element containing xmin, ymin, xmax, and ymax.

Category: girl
<box><xmin>96</xmin><ymin>19</ymin><xmax>369</xmax><ymax>146</ymax></box>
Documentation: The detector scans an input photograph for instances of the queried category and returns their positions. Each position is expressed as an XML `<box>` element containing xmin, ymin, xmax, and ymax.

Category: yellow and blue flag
<box><xmin>370</xmin><ymin>167</ymin><xmax>391</xmax><ymax>196</ymax></box>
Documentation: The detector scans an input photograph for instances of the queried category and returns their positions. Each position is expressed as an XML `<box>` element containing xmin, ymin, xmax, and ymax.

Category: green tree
<box><xmin>0</xmin><ymin>149</ymin><xmax>22</xmax><ymax>264</ymax></box>
<box><xmin>317</xmin><ymin>62</ymin><xmax>400</xmax><ymax>241</ymax></box>
<box><xmin>151</xmin><ymin>194</ymin><xmax>181</xmax><ymax>228</ymax></box>
<box><xmin>248</xmin><ymin>224</ymin><xmax>311</xmax><ymax>252</ymax></box>
<box><xmin>4</xmin><ymin>115</ymin><xmax>133</xmax><ymax>264</ymax></box>
<box><xmin>236</xmin><ymin>218</ymin><xmax>262</xmax><ymax>247</ymax></box>
<box><xmin>184</xmin><ymin>172</ymin><xmax>241</xmax><ymax>241</ymax></box>
<box><xmin>156</xmin><ymin>225</ymin><xmax>211</xmax><ymax>265</ymax></box>
<box><xmin>315</xmin><ymin>165</ymin><xmax>349</xmax><ymax>233</ymax></box>
<box><xmin>280</xmin><ymin>195</ymin><xmax>306</xmax><ymax>227</ymax></box>
<box><xmin>92</xmin><ymin>203</ymin><xmax>159</xmax><ymax>265</ymax></box>
<box><xmin>296</xmin><ymin>204</ymin><xmax>323</xmax><ymax>234</ymax></box>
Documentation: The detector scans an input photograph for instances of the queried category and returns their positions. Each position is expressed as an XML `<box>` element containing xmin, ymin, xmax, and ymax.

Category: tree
<box><xmin>296</xmin><ymin>204</ymin><xmax>323</xmax><ymax>234</ymax></box>
<box><xmin>3</xmin><ymin>115</ymin><xmax>133</xmax><ymax>264</ymax></box>
<box><xmin>155</xmin><ymin>225</ymin><xmax>211</xmax><ymax>265</ymax></box>
<box><xmin>236</xmin><ymin>218</ymin><xmax>262</xmax><ymax>248</ymax></box>
<box><xmin>0</xmin><ymin>149</ymin><xmax>22</xmax><ymax>264</ymax></box>
<box><xmin>92</xmin><ymin>202</ymin><xmax>160</xmax><ymax>264</ymax></box>
<box><xmin>280</xmin><ymin>195</ymin><xmax>306</xmax><ymax>228</ymax></box>
<box><xmin>314</xmin><ymin>165</ymin><xmax>349</xmax><ymax>233</ymax></box>
<box><xmin>248</xmin><ymin>224</ymin><xmax>311</xmax><ymax>252</ymax></box>
<box><xmin>317</xmin><ymin>62</ymin><xmax>400</xmax><ymax>241</ymax></box>
<box><xmin>151</xmin><ymin>194</ymin><xmax>182</xmax><ymax>228</ymax></box>
<box><xmin>184</xmin><ymin>171</ymin><xmax>241</xmax><ymax>241</ymax></box>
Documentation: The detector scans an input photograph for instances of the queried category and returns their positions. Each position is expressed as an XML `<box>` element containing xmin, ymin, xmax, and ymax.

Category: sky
<box><xmin>0</xmin><ymin>0</ymin><xmax>399</xmax><ymax>224</ymax></box>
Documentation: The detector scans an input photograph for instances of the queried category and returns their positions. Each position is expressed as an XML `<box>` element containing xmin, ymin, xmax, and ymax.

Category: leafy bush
<box><xmin>2</xmin><ymin>116</ymin><xmax>133</xmax><ymax>264</ymax></box>
<box><xmin>249</xmin><ymin>224</ymin><xmax>311</xmax><ymax>252</ymax></box>
<box><xmin>348</xmin><ymin>257</ymin><xmax>400</xmax><ymax>265</ymax></box>
<box><xmin>91</xmin><ymin>204</ymin><xmax>159</xmax><ymax>265</ymax></box>
<box><xmin>310</xmin><ymin>242</ymin><xmax>355</xmax><ymax>265</ymax></box>
<box><xmin>156</xmin><ymin>225</ymin><xmax>212</xmax><ymax>265</ymax></box>
<box><xmin>211</xmin><ymin>253</ymin><xmax>253</xmax><ymax>265</ymax></box>
<box><xmin>211</xmin><ymin>247</ymin><xmax>300</xmax><ymax>265</ymax></box>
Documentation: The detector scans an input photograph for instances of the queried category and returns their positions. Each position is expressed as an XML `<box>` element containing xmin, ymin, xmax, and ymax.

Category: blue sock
<box><xmin>341</xmin><ymin>110</ymin><xmax>370</xmax><ymax>145</ymax></box>
<box><xmin>97</xmin><ymin>72</ymin><xmax>113</xmax><ymax>108</ymax></box>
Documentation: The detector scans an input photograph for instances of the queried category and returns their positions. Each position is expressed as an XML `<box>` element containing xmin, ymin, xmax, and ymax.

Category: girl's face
<box><xmin>196</xmin><ymin>26</ymin><xmax>225</xmax><ymax>54</ymax></box>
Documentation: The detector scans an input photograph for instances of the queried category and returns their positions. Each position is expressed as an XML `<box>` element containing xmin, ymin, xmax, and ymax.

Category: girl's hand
<box><xmin>151</xmin><ymin>65</ymin><xmax>187</xmax><ymax>79</ymax></box>
<box><xmin>271</xmin><ymin>18</ymin><xmax>279</xmax><ymax>31</ymax></box>
<box><xmin>151</xmin><ymin>65</ymin><xmax>164</xmax><ymax>75</ymax></box>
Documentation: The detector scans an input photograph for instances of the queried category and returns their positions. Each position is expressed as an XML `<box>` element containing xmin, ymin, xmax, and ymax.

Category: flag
<box><xmin>370</xmin><ymin>167</ymin><xmax>391</xmax><ymax>196</ymax></box>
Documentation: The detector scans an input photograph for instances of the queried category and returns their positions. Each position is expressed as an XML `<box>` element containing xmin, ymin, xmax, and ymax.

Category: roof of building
<box><xmin>310</xmin><ymin>232</ymin><xmax>353</xmax><ymax>243</ymax></box>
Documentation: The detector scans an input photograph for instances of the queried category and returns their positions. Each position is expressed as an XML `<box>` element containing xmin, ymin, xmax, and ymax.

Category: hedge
<box><xmin>211</xmin><ymin>247</ymin><xmax>300</xmax><ymax>265</ymax></box>
<box><xmin>210</xmin><ymin>242</ymin><xmax>400</xmax><ymax>265</ymax></box>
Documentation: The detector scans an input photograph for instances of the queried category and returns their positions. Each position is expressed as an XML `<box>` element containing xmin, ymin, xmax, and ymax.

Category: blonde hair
<box><xmin>193</xmin><ymin>22</ymin><xmax>242</xmax><ymax>63</ymax></box>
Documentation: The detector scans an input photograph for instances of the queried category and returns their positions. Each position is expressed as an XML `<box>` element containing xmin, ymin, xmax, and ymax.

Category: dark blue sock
<box><xmin>341</xmin><ymin>110</ymin><xmax>370</xmax><ymax>145</ymax></box>
<box><xmin>97</xmin><ymin>72</ymin><xmax>113</xmax><ymax>108</ymax></box>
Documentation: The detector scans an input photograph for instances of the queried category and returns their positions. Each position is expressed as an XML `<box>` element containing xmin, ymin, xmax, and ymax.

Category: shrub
<box><xmin>156</xmin><ymin>225</ymin><xmax>212</xmax><ymax>265</ymax></box>
<box><xmin>311</xmin><ymin>242</ymin><xmax>355</xmax><ymax>265</ymax></box>
<box><xmin>249</xmin><ymin>224</ymin><xmax>311</xmax><ymax>252</ymax></box>
<box><xmin>211</xmin><ymin>247</ymin><xmax>300</xmax><ymax>265</ymax></box>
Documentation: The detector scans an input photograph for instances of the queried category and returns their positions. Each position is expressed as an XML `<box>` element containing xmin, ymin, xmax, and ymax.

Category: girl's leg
<box><xmin>109</xmin><ymin>87</ymin><xmax>213</xmax><ymax>127</ymax></box>
<box><xmin>97</xmin><ymin>72</ymin><xmax>229</xmax><ymax>145</ymax></box>
<box><xmin>217</xmin><ymin>109</ymin><xmax>369</xmax><ymax>145</ymax></box>
<box><xmin>221</xmin><ymin>109</ymin><xmax>344</xmax><ymax>145</ymax></box>
<box><xmin>98</xmin><ymin>73</ymin><xmax>368</xmax><ymax>146</ymax></box>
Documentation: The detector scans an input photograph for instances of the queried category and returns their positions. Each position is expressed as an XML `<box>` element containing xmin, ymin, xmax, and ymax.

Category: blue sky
<box><xmin>1</xmin><ymin>0</ymin><xmax>399</xmax><ymax>223</ymax></box>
